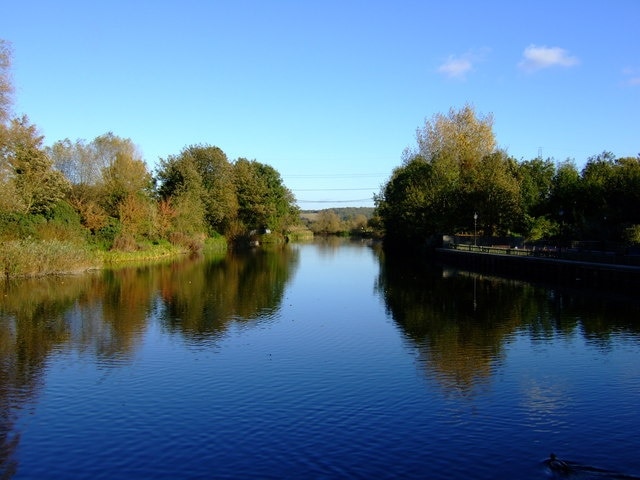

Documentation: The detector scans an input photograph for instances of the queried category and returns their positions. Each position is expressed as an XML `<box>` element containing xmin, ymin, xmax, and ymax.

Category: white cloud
<box><xmin>438</xmin><ymin>56</ymin><xmax>473</xmax><ymax>79</ymax></box>
<box><xmin>622</xmin><ymin>67</ymin><xmax>640</xmax><ymax>86</ymax></box>
<box><xmin>437</xmin><ymin>49</ymin><xmax>489</xmax><ymax>79</ymax></box>
<box><xmin>518</xmin><ymin>44</ymin><xmax>579</xmax><ymax>72</ymax></box>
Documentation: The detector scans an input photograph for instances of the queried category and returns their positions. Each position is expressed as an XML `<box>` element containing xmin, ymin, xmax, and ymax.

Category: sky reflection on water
<box><xmin>1</xmin><ymin>240</ymin><xmax>639</xmax><ymax>479</ymax></box>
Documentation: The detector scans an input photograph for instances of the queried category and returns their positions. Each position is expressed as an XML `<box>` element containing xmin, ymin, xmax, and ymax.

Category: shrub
<box><xmin>111</xmin><ymin>232</ymin><xmax>139</xmax><ymax>252</ymax></box>
<box><xmin>169</xmin><ymin>232</ymin><xmax>206</xmax><ymax>255</ymax></box>
<box><xmin>0</xmin><ymin>212</ymin><xmax>46</xmax><ymax>240</ymax></box>
<box><xmin>92</xmin><ymin>217</ymin><xmax>122</xmax><ymax>250</ymax></box>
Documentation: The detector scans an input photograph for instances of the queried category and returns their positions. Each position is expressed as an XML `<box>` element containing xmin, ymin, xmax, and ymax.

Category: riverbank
<box><xmin>0</xmin><ymin>236</ymin><xmax>228</xmax><ymax>280</ymax></box>
<box><xmin>435</xmin><ymin>245</ymin><xmax>640</xmax><ymax>295</ymax></box>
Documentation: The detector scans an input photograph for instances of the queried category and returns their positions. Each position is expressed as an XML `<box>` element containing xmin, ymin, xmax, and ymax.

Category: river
<box><xmin>1</xmin><ymin>238</ymin><xmax>639</xmax><ymax>479</ymax></box>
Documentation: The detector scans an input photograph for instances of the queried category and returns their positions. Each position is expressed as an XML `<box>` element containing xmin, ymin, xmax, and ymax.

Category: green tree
<box><xmin>468</xmin><ymin>151</ymin><xmax>521</xmax><ymax>236</ymax></box>
<box><xmin>157</xmin><ymin>145</ymin><xmax>238</xmax><ymax>234</ymax></box>
<box><xmin>234</xmin><ymin>158</ymin><xmax>270</xmax><ymax>231</ymax></box>
<box><xmin>375</xmin><ymin>156</ymin><xmax>438</xmax><ymax>244</ymax></box>
<box><xmin>579</xmin><ymin>151</ymin><xmax>615</xmax><ymax>236</ymax></box>
<box><xmin>0</xmin><ymin>116</ymin><xmax>69</xmax><ymax>214</ymax></box>
<box><xmin>609</xmin><ymin>156</ymin><xmax>640</xmax><ymax>228</ymax></box>
<box><xmin>517</xmin><ymin>157</ymin><xmax>555</xmax><ymax>216</ymax></box>
<box><xmin>376</xmin><ymin>105</ymin><xmax>500</xmax><ymax>245</ymax></box>
<box><xmin>548</xmin><ymin>159</ymin><xmax>580</xmax><ymax>239</ymax></box>
<box><xmin>516</xmin><ymin>157</ymin><xmax>556</xmax><ymax>241</ymax></box>
<box><xmin>234</xmin><ymin>158</ymin><xmax>298</xmax><ymax>234</ymax></box>
<box><xmin>156</xmin><ymin>149</ymin><xmax>207</xmax><ymax>235</ymax></box>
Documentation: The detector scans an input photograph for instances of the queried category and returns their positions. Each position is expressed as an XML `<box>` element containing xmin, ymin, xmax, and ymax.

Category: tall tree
<box><xmin>47</xmin><ymin>138</ymin><xmax>98</xmax><ymax>186</ymax></box>
<box><xmin>100</xmin><ymin>152</ymin><xmax>153</xmax><ymax>216</ymax></box>
<box><xmin>468</xmin><ymin>151</ymin><xmax>521</xmax><ymax>236</ymax></box>
<box><xmin>375</xmin><ymin>156</ymin><xmax>438</xmax><ymax>244</ymax></box>
<box><xmin>517</xmin><ymin>157</ymin><xmax>555</xmax><ymax>216</ymax></box>
<box><xmin>516</xmin><ymin>157</ymin><xmax>556</xmax><ymax>241</ymax></box>
<box><xmin>548</xmin><ymin>159</ymin><xmax>580</xmax><ymax>238</ymax></box>
<box><xmin>415</xmin><ymin>104</ymin><xmax>496</xmax><ymax>173</ymax></box>
<box><xmin>47</xmin><ymin>133</ymin><xmax>146</xmax><ymax>236</ymax></box>
<box><xmin>91</xmin><ymin>132</ymin><xmax>141</xmax><ymax>182</ymax></box>
<box><xmin>0</xmin><ymin>39</ymin><xmax>12</xmax><ymax>123</ymax></box>
<box><xmin>156</xmin><ymin>151</ymin><xmax>207</xmax><ymax>235</ymax></box>
<box><xmin>234</xmin><ymin>158</ymin><xmax>298</xmax><ymax>234</ymax></box>
<box><xmin>377</xmin><ymin>105</ymin><xmax>500</xmax><ymax>245</ymax></box>
<box><xmin>100</xmin><ymin>151</ymin><xmax>155</xmax><ymax>239</ymax></box>
<box><xmin>0</xmin><ymin>116</ymin><xmax>69</xmax><ymax>214</ymax></box>
<box><xmin>157</xmin><ymin>145</ymin><xmax>237</xmax><ymax>234</ymax></box>
<box><xmin>609</xmin><ymin>156</ymin><xmax>640</xmax><ymax>227</ymax></box>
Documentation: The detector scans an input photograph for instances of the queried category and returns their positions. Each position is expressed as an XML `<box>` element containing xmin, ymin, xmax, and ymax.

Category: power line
<box><xmin>284</xmin><ymin>173</ymin><xmax>388</xmax><ymax>179</ymax></box>
<box><xmin>297</xmin><ymin>198</ymin><xmax>374</xmax><ymax>203</ymax></box>
<box><xmin>293</xmin><ymin>187</ymin><xmax>377</xmax><ymax>191</ymax></box>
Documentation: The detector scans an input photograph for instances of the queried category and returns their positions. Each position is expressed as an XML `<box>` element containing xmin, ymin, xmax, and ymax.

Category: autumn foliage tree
<box><xmin>376</xmin><ymin>105</ymin><xmax>522</xmax><ymax>245</ymax></box>
<box><xmin>377</xmin><ymin>103</ymin><xmax>640</xmax><ymax>248</ymax></box>
<box><xmin>46</xmin><ymin>132</ymin><xmax>156</xmax><ymax>248</ymax></box>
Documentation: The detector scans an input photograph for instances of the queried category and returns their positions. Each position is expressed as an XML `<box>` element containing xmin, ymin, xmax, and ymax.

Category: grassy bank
<box><xmin>1</xmin><ymin>239</ymin><xmax>97</xmax><ymax>279</ymax></box>
<box><xmin>0</xmin><ymin>235</ymin><xmax>228</xmax><ymax>280</ymax></box>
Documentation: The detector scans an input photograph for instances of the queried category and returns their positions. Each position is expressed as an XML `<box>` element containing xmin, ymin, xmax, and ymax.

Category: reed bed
<box><xmin>1</xmin><ymin>239</ymin><xmax>96</xmax><ymax>279</ymax></box>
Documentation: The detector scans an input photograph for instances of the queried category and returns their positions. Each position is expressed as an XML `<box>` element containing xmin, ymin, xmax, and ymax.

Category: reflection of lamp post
<box><xmin>559</xmin><ymin>209</ymin><xmax>564</xmax><ymax>253</ymax></box>
<box><xmin>474</xmin><ymin>212</ymin><xmax>478</xmax><ymax>246</ymax></box>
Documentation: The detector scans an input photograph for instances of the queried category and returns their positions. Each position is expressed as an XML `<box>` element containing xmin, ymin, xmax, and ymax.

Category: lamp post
<box><xmin>474</xmin><ymin>212</ymin><xmax>478</xmax><ymax>247</ymax></box>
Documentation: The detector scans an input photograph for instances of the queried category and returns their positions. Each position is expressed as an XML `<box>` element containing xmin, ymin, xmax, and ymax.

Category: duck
<box><xmin>546</xmin><ymin>453</ymin><xmax>571</xmax><ymax>474</ymax></box>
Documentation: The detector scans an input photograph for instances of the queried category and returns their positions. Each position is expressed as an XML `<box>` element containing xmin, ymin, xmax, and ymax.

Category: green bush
<box><xmin>92</xmin><ymin>217</ymin><xmax>122</xmax><ymax>250</ymax></box>
<box><xmin>0</xmin><ymin>212</ymin><xmax>46</xmax><ymax>240</ymax></box>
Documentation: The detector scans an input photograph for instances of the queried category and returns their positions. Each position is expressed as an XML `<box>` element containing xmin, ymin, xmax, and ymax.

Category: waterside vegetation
<box><xmin>374</xmin><ymin>105</ymin><xmax>640</xmax><ymax>253</ymax></box>
<box><xmin>2</xmin><ymin>38</ymin><xmax>638</xmax><ymax>278</ymax></box>
<box><xmin>0</xmin><ymin>40</ymin><xmax>302</xmax><ymax>279</ymax></box>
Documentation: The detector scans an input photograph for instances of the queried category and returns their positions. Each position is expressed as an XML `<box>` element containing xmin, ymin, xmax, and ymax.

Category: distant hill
<box><xmin>300</xmin><ymin>207</ymin><xmax>375</xmax><ymax>222</ymax></box>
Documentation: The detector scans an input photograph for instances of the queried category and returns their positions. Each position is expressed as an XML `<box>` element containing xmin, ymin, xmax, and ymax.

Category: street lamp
<box><xmin>474</xmin><ymin>212</ymin><xmax>478</xmax><ymax>247</ymax></box>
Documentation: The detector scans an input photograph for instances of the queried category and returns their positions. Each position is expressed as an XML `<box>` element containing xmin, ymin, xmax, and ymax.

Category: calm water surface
<box><xmin>1</xmin><ymin>239</ymin><xmax>640</xmax><ymax>479</ymax></box>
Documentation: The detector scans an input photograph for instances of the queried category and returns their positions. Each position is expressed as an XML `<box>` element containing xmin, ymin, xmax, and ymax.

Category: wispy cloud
<box><xmin>518</xmin><ymin>44</ymin><xmax>579</xmax><ymax>72</ymax></box>
<box><xmin>622</xmin><ymin>67</ymin><xmax>640</xmax><ymax>86</ymax></box>
<box><xmin>437</xmin><ymin>49</ymin><xmax>489</xmax><ymax>80</ymax></box>
<box><xmin>438</xmin><ymin>57</ymin><xmax>472</xmax><ymax>79</ymax></box>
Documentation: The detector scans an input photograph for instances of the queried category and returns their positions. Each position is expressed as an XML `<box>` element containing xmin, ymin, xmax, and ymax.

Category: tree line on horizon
<box><xmin>374</xmin><ymin>104</ymin><xmax>640</xmax><ymax>249</ymax></box>
<box><xmin>0</xmin><ymin>40</ymin><xmax>299</xmax><ymax>255</ymax></box>
<box><xmin>3</xmin><ymin>38</ymin><xmax>640</xmax><ymax>263</ymax></box>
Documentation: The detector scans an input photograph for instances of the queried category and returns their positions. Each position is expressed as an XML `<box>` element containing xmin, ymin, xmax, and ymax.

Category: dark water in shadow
<box><xmin>1</xmin><ymin>239</ymin><xmax>639</xmax><ymax>479</ymax></box>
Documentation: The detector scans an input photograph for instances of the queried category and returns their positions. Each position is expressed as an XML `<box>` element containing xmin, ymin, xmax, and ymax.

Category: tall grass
<box><xmin>96</xmin><ymin>241</ymin><xmax>184</xmax><ymax>265</ymax></box>
<box><xmin>1</xmin><ymin>239</ymin><xmax>96</xmax><ymax>279</ymax></box>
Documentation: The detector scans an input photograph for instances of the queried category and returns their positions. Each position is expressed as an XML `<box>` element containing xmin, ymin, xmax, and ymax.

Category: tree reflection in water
<box><xmin>0</xmin><ymin>246</ymin><xmax>299</xmax><ymax>476</ymax></box>
<box><xmin>375</xmin><ymin>250</ymin><xmax>640</xmax><ymax>396</ymax></box>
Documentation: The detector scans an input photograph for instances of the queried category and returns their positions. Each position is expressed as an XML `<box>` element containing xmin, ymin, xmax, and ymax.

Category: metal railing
<box><xmin>448</xmin><ymin>243</ymin><xmax>640</xmax><ymax>267</ymax></box>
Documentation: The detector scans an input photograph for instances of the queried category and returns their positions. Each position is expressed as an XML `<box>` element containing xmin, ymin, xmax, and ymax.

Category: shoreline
<box><xmin>1</xmin><ymin>237</ymin><xmax>228</xmax><ymax>281</ymax></box>
<box><xmin>435</xmin><ymin>246</ymin><xmax>640</xmax><ymax>295</ymax></box>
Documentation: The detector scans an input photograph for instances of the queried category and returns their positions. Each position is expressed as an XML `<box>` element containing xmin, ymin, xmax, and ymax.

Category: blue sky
<box><xmin>2</xmin><ymin>1</ymin><xmax>638</xmax><ymax>209</ymax></box>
